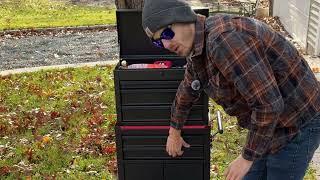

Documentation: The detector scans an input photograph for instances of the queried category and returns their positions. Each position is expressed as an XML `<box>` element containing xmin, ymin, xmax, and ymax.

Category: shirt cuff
<box><xmin>170</xmin><ymin>120</ymin><xmax>184</xmax><ymax>130</ymax></box>
<box><xmin>241</xmin><ymin>147</ymin><xmax>262</xmax><ymax>161</ymax></box>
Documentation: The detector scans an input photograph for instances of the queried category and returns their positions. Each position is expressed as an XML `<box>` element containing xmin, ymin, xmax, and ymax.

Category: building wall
<box><xmin>307</xmin><ymin>0</ymin><xmax>320</xmax><ymax>55</ymax></box>
<box><xmin>273</xmin><ymin>0</ymin><xmax>311</xmax><ymax>49</ymax></box>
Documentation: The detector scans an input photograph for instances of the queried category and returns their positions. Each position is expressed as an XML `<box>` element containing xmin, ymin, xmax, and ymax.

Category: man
<box><xmin>142</xmin><ymin>0</ymin><xmax>320</xmax><ymax>179</ymax></box>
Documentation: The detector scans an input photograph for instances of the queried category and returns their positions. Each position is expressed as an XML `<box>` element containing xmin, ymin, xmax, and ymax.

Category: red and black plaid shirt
<box><xmin>170</xmin><ymin>14</ymin><xmax>320</xmax><ymax>161</ymax></box>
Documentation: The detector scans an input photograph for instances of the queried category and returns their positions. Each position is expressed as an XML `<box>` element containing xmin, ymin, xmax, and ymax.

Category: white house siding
<box><xmin>273</xmin><ymin>0</ymin><xmax>311</xmax><ymax>50</ymax></box>
<box><xmin>307</xmin><ymin>0</ymin><xmax>320</xmax><ymax>55</ymax></box>
<box><xmin>273</xmin><ymin>0</ymin><xmax>320</xmax><ymax>56</ymax></box>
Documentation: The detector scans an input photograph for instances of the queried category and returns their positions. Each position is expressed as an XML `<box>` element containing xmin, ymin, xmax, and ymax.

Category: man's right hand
<box><xmin>166</xmin><ymin>127</ymin><xmax>190</xmax><ymax>157</ymax></box>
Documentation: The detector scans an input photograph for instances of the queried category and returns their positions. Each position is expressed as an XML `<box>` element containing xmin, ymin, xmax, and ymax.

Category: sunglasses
<box><xmin>151</xmin><ymin>26</ymin><xmax>175</xmax><ymax>48</ymax></box>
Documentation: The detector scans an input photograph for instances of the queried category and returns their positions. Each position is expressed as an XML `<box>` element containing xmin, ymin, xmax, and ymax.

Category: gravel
<box><xmin>0</xmin><ymin>27</ymin><xmax>119</xmax><ymax>71</ymax></box>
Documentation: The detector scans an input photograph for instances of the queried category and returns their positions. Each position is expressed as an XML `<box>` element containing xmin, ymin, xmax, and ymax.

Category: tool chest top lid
<box><xmin>116</xmin><ymin>8</ymin><xmax>209</xmax><ymax>60</ymax></box>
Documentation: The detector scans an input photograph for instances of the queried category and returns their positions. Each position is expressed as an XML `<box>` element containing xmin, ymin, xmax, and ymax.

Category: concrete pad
<box><xmin>311</xmin><ymin>147</ymin><xmax>320</xmax><ymax>179</ymax></box>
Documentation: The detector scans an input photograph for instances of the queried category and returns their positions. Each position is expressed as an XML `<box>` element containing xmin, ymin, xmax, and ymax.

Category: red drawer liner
<box><xmin>120</xmin><ymin>125</ymin><xmax>208</xmax><ymax>131</ymax></box>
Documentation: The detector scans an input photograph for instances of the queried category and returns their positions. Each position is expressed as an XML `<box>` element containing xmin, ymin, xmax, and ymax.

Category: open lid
<box><xmin>116</xmin><ymin>8</ymin><xmax>209</xmax><ymax>60</ymax></box>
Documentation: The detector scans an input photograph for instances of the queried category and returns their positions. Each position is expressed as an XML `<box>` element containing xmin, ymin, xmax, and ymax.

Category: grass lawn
<box><xmin>0</xmin><ymin>0</ymin><xmax>116</xmax><ymax>31</ymax></box>
<box><xmin>0</xmin><ymin>65</ymin><xmax>317</xmax><ymax>179</ymax></box>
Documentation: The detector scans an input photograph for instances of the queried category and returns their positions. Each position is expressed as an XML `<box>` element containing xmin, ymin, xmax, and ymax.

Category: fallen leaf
<box><xmin>102</xmin><ymin>145</ymin><xmax>116</xmax><ymax>155</ymax></box>
<box><xmin>50</xmin><ymin>111</ymin><xmax>60</xmax><ymax>119</ymax></box>
<box><xmin>106</xmin><ymin>158</ymin><xmax>117</xmax><ymax>174</ymax></box>
<box><xmin>42</xmin><ymin>135</ymin><xmax>52</xmax><ymax>144</ymax></box>
<box><xmin>25</xmin><ymin>148</ymin><xmax>33</xmax><ymax>162</ymax></box>
<box><xmin>0</xmin><ymin>105</ymin><xmax>8</xmax><ymax>113</ymax></box>
<box><xmin>0</xmin><ymin>166</ymin><xmax>11</xmax><ymax>176</ymax></box>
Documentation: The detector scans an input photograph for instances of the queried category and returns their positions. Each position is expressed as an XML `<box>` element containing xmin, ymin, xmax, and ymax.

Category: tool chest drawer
<box><xmin>122</xmin><ymin>146</ymin><xmax>204</xmax><ymax>159</ymax></box>
<box><xmin>118</xmin><ymin>159</ymin><xmax>210</xmax><ymax>180</ymax></box>
<box><xmin>115</xmin><ymin>126</ymin><xmax>211</xmax><ymax>160</ymax></box>
<box><xmin>120</xmin><ymin>105</ymin><xmax>206</xmax><ymax>125</ymax></box>
<box><xmin>120</xmin><ymin>80</ymin><xmax>181</xmax><ymax>89</ymax></box>
<box><xmin>115</xmin><ymin>67</ymin><xmax>185</xmax><ymax>81</ymax></box>
<box><xmin>120</xmin><ymin>88</ymin><xmax>205</xmax><ymax>105</ymax></box>
<box><xmin>122</xmin><ymin>134</ymin><xmax>205</xmax><ymax>146</ymax></box>
<box><xmin>120</xmin><ymin>88</ymin><xmax>176</xmax><ymax>105</ymax></box>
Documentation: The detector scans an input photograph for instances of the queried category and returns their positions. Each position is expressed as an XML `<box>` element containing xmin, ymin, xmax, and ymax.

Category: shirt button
<box><xmin>191</xmin><ymin>80</ymin><xmax>201</xmax><ymax>91</ymax></box>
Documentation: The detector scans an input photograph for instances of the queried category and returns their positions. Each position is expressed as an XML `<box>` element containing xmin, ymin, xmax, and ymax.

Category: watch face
<box><xmin>191</xmin><ymin>80</ymin><xmax>201</xmax><ymax>91</ymax></box>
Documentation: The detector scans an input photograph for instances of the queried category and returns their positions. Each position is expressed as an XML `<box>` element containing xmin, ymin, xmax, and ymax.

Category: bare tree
<box><xmin>115</xmin><ymin>0</ymin><xmax>144</xmax><ymax>9</ymax></box>
<box><xmin>269</xmin><ymin>0</ymin><xmax>273</xmax><ymax>16</ymax></box>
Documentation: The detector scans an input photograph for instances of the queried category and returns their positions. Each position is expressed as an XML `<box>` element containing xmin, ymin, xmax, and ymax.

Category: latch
<box><xmin>210</xmin><ymin>111</ymin><xmax>224</xmax><ymax>148</ymax></box>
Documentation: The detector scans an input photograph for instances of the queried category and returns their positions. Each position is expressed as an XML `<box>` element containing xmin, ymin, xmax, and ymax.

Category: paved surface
<box><xmin>312</xmin><ymin>147</ymin><xmax>320</xmax><ymax>179</ymax></box>
<box><xmin>0</xmin><ymin>26</ymin><xmax>118</xmax><ymax>71</ymax></box>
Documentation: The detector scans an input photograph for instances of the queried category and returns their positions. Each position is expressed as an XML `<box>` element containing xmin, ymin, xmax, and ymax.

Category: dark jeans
<box><xmin>243</xmin><ymin>113</ymin><xmax>320</xmax><ymax>180</ymax></box>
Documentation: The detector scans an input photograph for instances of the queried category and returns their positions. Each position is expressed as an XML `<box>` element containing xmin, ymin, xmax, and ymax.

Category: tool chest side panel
<box><xmin>115</xmin><ymin>126</ymin><xmax>125</xmax><ymax>180</ymax></box>
<box><xmin>114</xmin><ymin>69</ymin><xmax>123</xmax><ymax>128</ymax></box>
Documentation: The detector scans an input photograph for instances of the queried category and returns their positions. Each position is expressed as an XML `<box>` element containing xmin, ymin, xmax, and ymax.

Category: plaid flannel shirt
<box><xmin>170</xmin><ymin>14</ymin><xmax>320</xmax><ymax>161</ymax></box>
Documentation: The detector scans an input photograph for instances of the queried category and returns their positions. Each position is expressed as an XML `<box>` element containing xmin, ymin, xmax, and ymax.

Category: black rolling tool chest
<box><xmin>114</xmin><ymin>8</ymin><xmax>211</xmax><ymax>180</ymax></box>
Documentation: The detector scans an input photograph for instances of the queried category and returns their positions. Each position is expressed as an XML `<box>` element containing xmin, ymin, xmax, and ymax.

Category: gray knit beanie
<box><xmin>142</xmin><ymin>0</ymin><xmax>197</xmax><ymax>38</ymax></box>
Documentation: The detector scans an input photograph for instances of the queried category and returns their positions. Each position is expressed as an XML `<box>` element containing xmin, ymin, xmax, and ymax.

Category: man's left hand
<box><xmin>224</xmin><ymin>154</ymin><xmax>253</xmax><ymax>180</ymax></box>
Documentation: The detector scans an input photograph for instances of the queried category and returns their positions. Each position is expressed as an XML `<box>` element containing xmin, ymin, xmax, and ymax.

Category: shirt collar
<box><xmin>189</xmin><ymin>14</ymin><xmax>206</xmax><ymax>58</ymax></box>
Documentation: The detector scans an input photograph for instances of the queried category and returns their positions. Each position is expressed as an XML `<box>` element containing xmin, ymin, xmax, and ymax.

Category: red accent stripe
<box><xmin>120</xmin><ymin>125</ymin><xmax>207</xmax><ymax>131</ymax></box>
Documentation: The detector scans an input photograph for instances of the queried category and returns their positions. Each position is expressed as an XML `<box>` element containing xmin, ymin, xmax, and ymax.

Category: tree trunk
<box><xmin>114</xmin><ymin>0</ymin><xmax>199</xmax><ymax>10</ymax></box>
<box><xmin>115</xmin><ymin>0</ymin><xmax>144</xmax><ymax>9</ymax></box>
<box><xmin>269</xmin><ymin>0</ymin><xmax>273</xmax><ymax>16</ymax></box>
